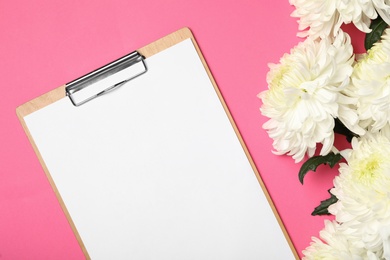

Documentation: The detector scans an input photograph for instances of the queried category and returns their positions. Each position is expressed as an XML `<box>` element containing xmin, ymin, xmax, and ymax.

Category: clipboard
<box><xmin>16</xmin><ymin>27</ymin><xmax>298</xmax><ymax>259</ymax></box>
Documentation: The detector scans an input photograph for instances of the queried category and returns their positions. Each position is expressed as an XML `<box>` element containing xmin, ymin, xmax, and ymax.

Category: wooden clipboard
<box><xmin>16</xmin><ymin>27</ymin><xmax>299</xmax><ymax>259</ymax></box>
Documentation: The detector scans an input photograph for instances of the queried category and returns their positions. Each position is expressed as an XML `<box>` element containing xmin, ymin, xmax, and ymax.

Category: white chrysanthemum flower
<box><xmin>345</xmin><ymin>28</ymin><xmax>390</xmax><ymax>133</ymax></box>
<box><xmin>329</xmin><ymin>132</ymin><xmax>390</xmax><ymax>258</ymax></box>
<box><xmin>290</xmin><ymin>0</ymin><xmax>390</xmax><ymax>38</ymax></box>
<box><xmin>259</xmin><ymin>30</ymin><xmax>364</xmax><ymax>162</ymax></box>
<box><xmin>302</xmin><ymin>220</ymin><xmax>367</xmax><ymax>259</ymax></box>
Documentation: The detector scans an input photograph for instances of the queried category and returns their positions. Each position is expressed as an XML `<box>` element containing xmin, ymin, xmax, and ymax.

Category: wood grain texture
<box><xmin>16</xmin><ymin>27</ymin><xmax>298</xmax><ymax>259</ymax></box>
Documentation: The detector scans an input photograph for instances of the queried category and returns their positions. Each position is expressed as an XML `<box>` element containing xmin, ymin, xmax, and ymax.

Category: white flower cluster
<box><xmin>347</xmin><ymin>30</ymin><xmax>390</xmax><ymax>133</ymax></box>
<box><xmin>304</xmin><ymin>131</ymin><xmax>390</xmax><ymax>259</ymax></box>
<box><xmin>260</xmin><ymin>15</ymin><xmax>390</xmax><ymax>163</ymax></box>
<box><xmin>290</xmin><ymin>0</ymin><xmax>390</xmax><ymax>38</ymax></box>
<box><xmin>259</xmin><ymin>30</ymin><xmax>364</xmax><ymax>162</ymax></box>
<box><xmin>259</xmin><ymin>1</ymin><xmax>390</xmax><ymax>259</ymax></box>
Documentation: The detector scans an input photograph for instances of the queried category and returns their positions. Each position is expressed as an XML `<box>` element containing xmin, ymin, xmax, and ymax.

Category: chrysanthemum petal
<box><xmin>259</xmin><ymin>30</ymin><xmax>358</xmax><ymax>162</ymax></box>
<box><xmin>291</xmin><ymin>0</ymin><xmax>390</xmax><ymax>38</ymax></box>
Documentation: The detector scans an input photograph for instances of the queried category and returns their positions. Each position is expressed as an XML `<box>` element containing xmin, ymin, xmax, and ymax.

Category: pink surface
<box><xmin>0</xmin><ymin>1</ymin><xmax>365</xmax><ymax>259</ymax></box>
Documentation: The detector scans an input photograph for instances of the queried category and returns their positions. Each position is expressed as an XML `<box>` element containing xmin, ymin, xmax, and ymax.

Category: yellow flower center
<box><xmin>353</xmin><ymin>155</ymin><xmax>383</xmax><ymax>185</ymax></box>
<box><xmin>269</xmin><ymin>65</ymin><xmax>290</xmax><ymax>90</ymax></box>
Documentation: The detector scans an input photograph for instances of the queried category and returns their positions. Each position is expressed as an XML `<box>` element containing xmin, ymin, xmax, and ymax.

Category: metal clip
<box><xmin>65</xmin><ymin>51</ymin><xmax>147</xmax><ymax>106</ymax></box>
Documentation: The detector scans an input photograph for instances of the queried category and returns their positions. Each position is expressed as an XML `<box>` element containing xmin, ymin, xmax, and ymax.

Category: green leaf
<box><xmin>333</xmin><ymin>118</ymin><xmax>358</xmax><ymax>143</ymax></box>
<box><xmin>298</xmin><ymin>152</ymin><xmax>343</xmax><ymax>184</ymax></box>
<box><xmin>312</xmin><ymin>190</ymin><xmax>338</xmax><ymax>216</ymax></box>
<box><xmin>365</xmin><ymin>16</ymin><xmax>388</xmax><ymax>51</ymax></box>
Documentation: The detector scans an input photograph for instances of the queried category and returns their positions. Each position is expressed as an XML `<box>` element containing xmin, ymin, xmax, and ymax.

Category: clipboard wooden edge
<box><xmin>16</xmin><ymin>27</ymin><xmax>299</xmax><ymax>259</ymax></box>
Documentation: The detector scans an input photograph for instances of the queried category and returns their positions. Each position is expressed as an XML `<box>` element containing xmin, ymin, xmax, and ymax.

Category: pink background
<box><xmin>0</xmin><ymin>0</ymin><xmax>365</xmax><ymax>259</ymax></box>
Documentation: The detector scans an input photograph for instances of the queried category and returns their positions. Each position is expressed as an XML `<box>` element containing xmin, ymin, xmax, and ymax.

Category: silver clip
<box><xmin>65</xmin><ymin>51</ymin><xmax>147</xmax><ymax>106</ymax></box>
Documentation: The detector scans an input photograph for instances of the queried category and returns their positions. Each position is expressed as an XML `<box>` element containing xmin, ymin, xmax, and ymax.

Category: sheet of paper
<box><xmin>25</xmin><ymin>39</ymin><xmax>295</xmax><ymax>259</ymax></box>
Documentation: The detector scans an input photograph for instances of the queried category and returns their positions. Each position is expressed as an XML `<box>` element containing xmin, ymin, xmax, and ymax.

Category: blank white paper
<box><xmin>25</xmin><ymin>39</ymin><xmax>295</xmax><ymax>259</ymax></box>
